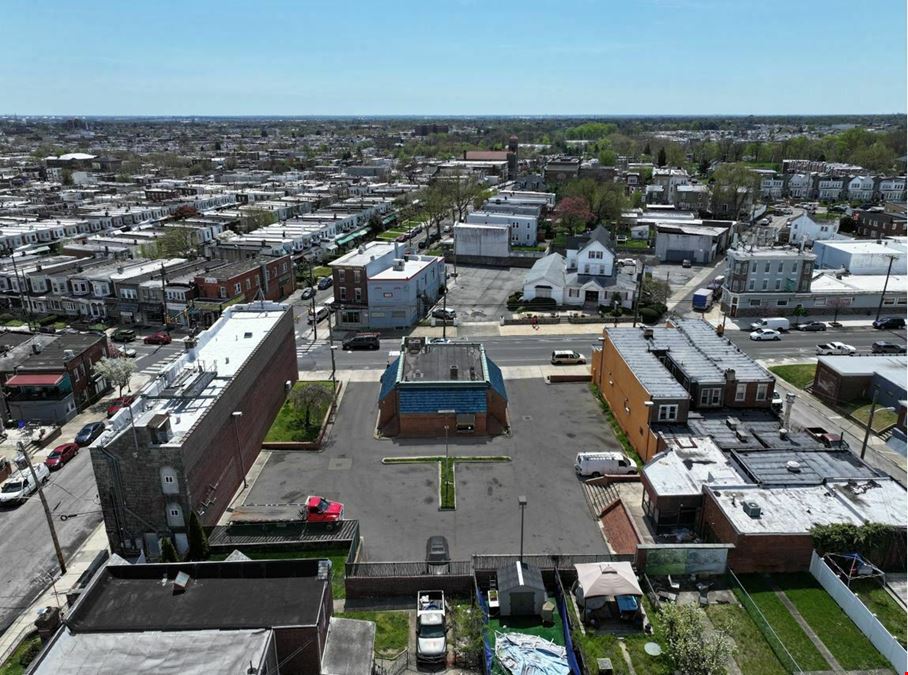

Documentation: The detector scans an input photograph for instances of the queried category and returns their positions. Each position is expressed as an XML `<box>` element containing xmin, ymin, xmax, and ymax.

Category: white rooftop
<box><xmin>644</xmin><ymin>437</ymin><xmax>743</xmax><ymax>496</ymax></box>
<box><xmin>370</xmin><ymin>255</ymin><xmax>441</xmax><ymax>280</ymax></box>
<box><xmin>811</xmin><ymin>274</ymin><xmax>907</xmax><ymax>294</ymax></box>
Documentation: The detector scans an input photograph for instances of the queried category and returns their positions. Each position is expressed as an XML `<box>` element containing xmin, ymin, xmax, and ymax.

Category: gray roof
<box><xmin>673</xmin><ymin>319</ymin><xmax>773</xmax><ymax>382</ymax></box>
<box><xmin>497</xmin><ymin>560</ymin><xmax>545</xmax><ymax>593</ymax></box>
<box><xmin>31</xmin><ymin>628</ymin><xmax>273</xmax><ymax>675</ymax></box>
<box><xmin>661</xmin><ymin>410</ymin><xmax>827</xmax><ymax>451</ymax></box>
<box><xmin>525</xmin><ymin>253</ymin><xmax>565</xmax><ymax>287</ymax></box>
<box><xmin>733</xmin><ymin>449</ymin><xmax>880</xmax><ymax>487</ymax></box>
<box><xmin>401</xmin><ymin>342</ymin><xmax>486</xmax><ymax>383</ymax></box>
<box><xmin>321</xmin><ymin>618</ymin><xmax>376</xmax><ymax>675</ymax></box>
<box><xmin>606</xmin><ymin>328</ymin><xmax>689</xmax><ymax>400</ymax></box>
<box><xmin>817</xmin><ymin>355</ymin><xmax>907</xmax><ymax>393</ymax></box>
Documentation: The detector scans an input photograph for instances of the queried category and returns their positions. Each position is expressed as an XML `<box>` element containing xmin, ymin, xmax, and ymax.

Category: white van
<box><xmin>308</xmin><ymin>305</ymin><xmax>330</xmax><ymax>324</ymax></box>
<box><xmin>0</xmin><ymin>465</ymin><xmax>50</xmax><ymax>506</ymax></box>
<box><xmin>551</xmin><ymin>350</ymin><xmax>586</xmax><ymax>365</ymax></box>
<box><xmin>749</xmin><ymin>317</ymin><xmax>790</xmax><ymax>332</ymax></box>
<box><xmin>574</xmin><ymin>452</ymin><xmax>637</xmax><ymax>478</ymax></box>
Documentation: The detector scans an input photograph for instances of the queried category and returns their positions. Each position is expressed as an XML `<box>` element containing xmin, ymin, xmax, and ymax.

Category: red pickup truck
<box><xmin>302</xmin><ymin>496</ymin><xmax>344</xmax><ymax>527</ymax></box>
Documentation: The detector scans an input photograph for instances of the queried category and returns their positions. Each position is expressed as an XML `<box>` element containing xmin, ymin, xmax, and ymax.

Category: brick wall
<box><xmin>274</xmin><ymin>625</ymin><xmax>322</xmax><ymax>675</ymax></box>
<box><xmin>398</xmin><ymin>412</ymin><xmax>488</xmax><ymax>437</ymax></box>
<box><xmin>600</xmin><ymin>500</ymin><xmax>640</xmax><ymax>555</ymax></box>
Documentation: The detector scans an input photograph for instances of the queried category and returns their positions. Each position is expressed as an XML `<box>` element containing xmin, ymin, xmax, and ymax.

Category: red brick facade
<box><xmin>600</xmin><ymin>500</ymin><xmax>640</xmax><ymax>556</ymax></box>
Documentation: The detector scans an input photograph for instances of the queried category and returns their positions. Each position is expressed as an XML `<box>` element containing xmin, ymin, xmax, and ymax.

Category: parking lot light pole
<box><xmin>518</xmin><ymin>495</ymin><xmax>527</xmax><ymax>564</ymax></box>
<box><xmin>874</xmin><ymin>253</ymin><xmax>897</xmax><ymax>322</ymax></box>
<box><xmin>438</xmin><ymin>409</ymin><xmax>455</xmax><ymax>504</ymax></box>
<box><xmin>231</xmin><ymin>411</ymin><xmax>247</xmax><ymax>488</ymax></box>
<box><xmin>860</xmin><ymin>389</ymin><xmax>895</xmax><ymax>461</ymax></box>
<box><xmin>329</xmin><ymin>345</ymin><xmax>338</xmax><ymax>384</ymax></box>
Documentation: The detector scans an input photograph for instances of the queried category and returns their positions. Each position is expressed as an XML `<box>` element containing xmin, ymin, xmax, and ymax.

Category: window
<box><xmin>658</xmin><ymin>404</ymin><xmax>678</xmax><ymax>422</ymax></box>
<box><xmin>778</xmin><ymin>262</ymin><xmax>784</xmax><ymax>272</ymax></box>
<box><xmin>339</xmin><ymin>287</ymin><xmax>347</xmax><ymax>300</ymax></box>
<box><xmin>814</xmin><ymin>296</ymin><xmax>827</xmax><ymax>306</ymax></box>
<box><xmin>568</xmin><ymin>288</ymin><xmax>580</xmax><ymax>298</ymax></box>
<box><xmin>735</xmin><ymin>383</ymin><xmax>747</xmax><ymax>401</ymax></box>
<box><xmin>354</xmin><ymin>288</ymin><xmax>362</xmax><ymax>302</ymax></box>
<box><xmin>245</xmin><ymin>278</ymin><xmax>251</xmax><ymax>290</ymax></box>
<box><xmin>699</xmin><ymin>388</ymin><xmax>721</xmax><ymax>406</ymax></box>
<box><xmin>219</xmin><ymin>286</ymin><xmax>227</xmax><ymax>298</ymax></box>
<box><xmin>353</xmin><ymin>270</ymin><xmax>361</xmax><ymax>283</ymax></box>
<box><xmin>774</xmin><ymin>279</ymin><xmax>781</xmax><ymax>290</ymax></box>
<box><xmin>756</xmin><ymin>383</ymin><xmax>768</xmax><ymax>401</ymax></box>
<box><xmin>747</xmin><ymin>280</ymin><xmax>755</xmax><ymax>291</ymax></box>
<box><xmin>751</xmin><ymin>262</ymin><xmax>757</xmax><ymax>273</ymax></box>
<box><xmin>589</xmin><ymin>250</ymin><xmax>603</xmax><ymax>260</ymax></box>
<box><xmin>764</xmin><ymin>262</ymin><xmax>770</xmax><ymax>273</ymax></box>
<box><xmin>233</xmin><ymin>283</ymin><xmax>241</xmax><ymax>294</ymax></box>
<box><xmin>341</xmin><ymin>310</ymin><xmax>360</xmax><ymax>323</ymax></box>
<box><xmin>338</xmin><ymin>269</ymin><xmax>346</xmax><ymax>282</ymax></box>
<box><xmin>762</xmin><ymin>280</ymin><xmax>768</xmax><ymax>290</ymax></box>
<box><xmin>749</xmin><ymin>299</ymin><xmax>761</xmax><ymax>307</ymax></box>
<box><xmin>776</xmin><ymin>299</ymin><xmax>788</xmax><ymax>306</ymax></box>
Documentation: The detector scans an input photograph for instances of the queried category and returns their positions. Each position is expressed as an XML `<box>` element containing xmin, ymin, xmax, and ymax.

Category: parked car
<box><xmin>110</xmin><ymin>328</ymin><xmax>136</xmax><ymax>343</ymax></box>
<box><xmin>551</xmin><ymin>350</ymin><xmax>586</xmax><ymax>365</ymax></box>
<box><xmin>797</xmin><ymin>321</ymin><xmax>827</xmax><ymax>332</ymax></box>
<box><xmin>805</xmin><ymin>426</ymin><xmax>846</xmax><ymax>448</ymax></box>
<box><xmin>45</xmin><ymin>443</ymin><xmax>79</xmax><ymax>470</ymax></box>
<box><xmin>75</xmin><ymin>421</ymin><xmax>105</xmax><ymax>446</ymax></box>
<box><xmin>750</xmin><ymin>328</ymin><xmax>781</xmax><ymax>341</ymax></box>
<box><xmin>771</xmin><ymin>390</ymin><xmax>784</xmax><ymax>416</ymax></box>
<box><xmin>308</xmin><ymin>305</ymin><xmax>329</xmax><ymax>324</ymax></box>
<box><xmin>616</xmin><ymin>258</ymin><xmax>636</xmax><ymax>267</ymax></box>
<box><xmin>428</xmin><ymin>338</ymin><xmax>452</xmax><ymax>345</ymax></box>
<box><xmin>316</xmin><ymin>276</ymin><xmax>333</xmax><ymax>290</ymax></box>
<box><xmin>873</xmin><ymin>316</ymin><xmax>906</xmax><ymax>330</ymax></box>
<box><xmin>425</xmin><ymin>536</ymin><xmax>450</xmax><ymax>574</ymax></box>
<box><xmin>431</xmin><ymin>307</ymin><xmax>456</xmax><ymax>321</ymax></box>
<box><xmin>0</xmin><ymin>465</ymin><xmax>50</xmax><ymax>506</ymax></box>
<box><xmin>116</xmin><ymin>345</ymin><xmax>137</xmax><ymax>358</ymax></box>
<box><xmin>144</xmin><ymin>331</ymin><xmax>172</xmax><ymax>345</ymax></box>
<box><xmin>342</xmin><ymin>333</ymin><xmax>380</xmax><ymax>350</ymax></box>
<box><xmin>106</xmin><ymin>395</ymin><xmax>136</xmax><ymax>418</ymax></box>
<box><xmin>300</xmin><ymin>286</ymin><xmax>315</xmax><ymax>300</ymax></box>
<box><xmin>816</xmin><ymin>342</ymin><xmax>855</xmax><ymax>356</ymax></box>
<box><xmin>575</xmin><ymin>451</ymin><xmax>637</xmax><ymax>478</ymax></box>
<box><xmin>300</xmin><ymin>495</ymin><xmax>344</xmax><ymax>528</ymax></box>
<box><xmin>706</xmin><ymin>275</ymin><xmax>725</xmax><ymax>291</ymax></box>
<box><xmin>872</xmin><ymin>341</ymin><xmax>907</xmax><ymax>354</ymax></box>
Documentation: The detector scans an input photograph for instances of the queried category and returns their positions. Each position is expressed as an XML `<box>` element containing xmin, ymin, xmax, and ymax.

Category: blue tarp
<box><xmin>494</xmin><ymin>633</ymin><xmax>570</xmax><ymax>675</ymax></box>
<box><xmin>616</xmin><ymin>595</ymin><xmax>639</xmax><ymax>612</ymax></box>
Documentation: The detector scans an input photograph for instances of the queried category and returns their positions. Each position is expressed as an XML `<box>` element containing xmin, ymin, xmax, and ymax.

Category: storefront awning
<box><xmin>6</xmin><ymin>373</ymin><xmax>64</xmax><ymax>387</ymax></box>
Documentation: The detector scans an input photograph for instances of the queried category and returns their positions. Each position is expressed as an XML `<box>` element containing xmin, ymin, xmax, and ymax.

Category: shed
<box><xmin>496</xmin><ymin>561</ymin><xmax>546</xmax><ymax>617</ymax></box>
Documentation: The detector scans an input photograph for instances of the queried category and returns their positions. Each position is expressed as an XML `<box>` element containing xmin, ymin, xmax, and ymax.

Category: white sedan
<box><xmin>750</xmin><ymin>328</ymin><xmax>781</xmax><ymax>341</ymax></box>
<box><xmin>117</xmin><ymin>345</ymin><xmax>137</xmax><ymax>358</ymax></box>
<box><xmin>816</xmin><ymin>342</ymin><xmax>856</xmax><ymax>356</ymax></box>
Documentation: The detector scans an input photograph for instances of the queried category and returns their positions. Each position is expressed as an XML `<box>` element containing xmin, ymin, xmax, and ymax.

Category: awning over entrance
<box><xmin>335</xmin><ymin>227</ymin><xmax>370</xmax><ymax>247</ymax></box>
<box><xmin>6</xmin><ymin>373</ymin><xmax>64</xmax><ymax>387</ymax></box>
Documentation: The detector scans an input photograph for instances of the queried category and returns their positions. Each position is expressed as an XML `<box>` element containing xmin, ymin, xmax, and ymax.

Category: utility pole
<box><xmin>874</xmin><ymin>254</ymin><xmax>896</xmax><ymax>322</ymax></box>
<box><xmin>20</xmin><ymin>443</ymin><xmax>66</xmax><ymax>574</ymax></box>
<box><xmin>441</xmin><ymin>290</ymin><xmax>448</xmax><ymax>340</ymax></box>
<box><xmin>159</xmin><ymin>262</ymin><xmax>168</xmax><ymax>330</ymax></box>
<box><xmin>518</xmin><ymin>495</ymin><xmax>527</xmax><ymax>564</ymax></box>
<box><xmin>632</xmin><ymin>263</ymin><xmax>645</xmax><ymax>327</ymax></box>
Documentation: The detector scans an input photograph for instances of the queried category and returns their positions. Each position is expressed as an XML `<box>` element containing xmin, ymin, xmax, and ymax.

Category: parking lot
<box><xmin>443</xmin><ymin>265</ymin><xmax>527</xmax><ymax>322</ymax></box>
<box><xmin>244</xmin><ymin>378</ymin><xmax>616</xmax><ymax>561</ymax></box>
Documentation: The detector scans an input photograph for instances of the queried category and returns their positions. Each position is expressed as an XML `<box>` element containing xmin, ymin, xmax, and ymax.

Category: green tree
<box><xmin>239</xmin><ymin>208</ymin><xmax>278</xmax><ymax>233</ymax></box>
<box><xmin>289</xmin><ymin>382</ymin><xmax>334</xmax><ymax>429</ymax></box>
<box><xmin>661</xmin><ymin>602</ymin><xmax>734</xmax><ymax>675</ymax></box>
<box><xmin>643</xmin><ymin>142</ymin><xmax>651</xmax><ymax>156</ymax></box>
<box><xmin>657</xmin><ymin>147</ymin><xmax>667</xmax><ymax>167</ymax></box>
<box><xmin>553</xmin><ymin>196</ymin><xmax>593</xmax><ymax>235</ymax></box>
<box><xmin>187</xmin><ymin>511</ymin><xmax>209</xmax><ymax>561</ymax></box>
<box><xmin>710</xmin><ymin>163</ymin><xmax>758</xmax><ymax>218</ymax></box>
<box><xmin>451</xmin><ymin>603</ymin><xmax>484</xmax><ymax>668</ymax></box>
<box><xmin>160</xmin><ymin>537</ymin><xmax>180</xmax><ymax>562</ymax></box>
<box><xmin>153</xmin><ymin>227</ymin><xmax>196</xmax><ymax>258</ymax></box>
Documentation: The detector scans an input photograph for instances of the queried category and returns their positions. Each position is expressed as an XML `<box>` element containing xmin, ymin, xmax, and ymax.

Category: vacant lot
<box><xmin>264</xmin><ymin>380</ymin><xmax>334</xmax><ymax>442</ymax></box>
<box><xmin>769</xmin><ymin>364</ymin><xmax>817</xmax><ymax>390</ymax></box>
<box><xmin>445</xmin><ymin>265</ymin><xmax>528</xmax><ymax>322</ymax></box>
<box><xmin>246</xmin><ymin>379</ymin><xmax>615</xmax><ymax>560</ymax></box>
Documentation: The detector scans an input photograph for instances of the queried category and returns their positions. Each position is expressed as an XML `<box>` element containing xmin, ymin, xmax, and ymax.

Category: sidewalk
<box><xmin>702</xmin><ymin>305</ymin><xmax>885</xmax><ymax>331</ymax></box>
<box><xmin>0</xmin><ymin>522</ymin><xmax>109</xmax><ymax>664</ymax></box>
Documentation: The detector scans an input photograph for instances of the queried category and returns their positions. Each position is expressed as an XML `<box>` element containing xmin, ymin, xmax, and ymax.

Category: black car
<box><xmin>872</xmin><ymin>341</ymin><xmax>907</xmax><ymax>354</ymax></box>
<box><xmin>425</xmin><ymin>535</ymin><xmax>450</xmax><ymax>574</ymax></box>
<box><xmin>316</xmin><ymin>276</ymin><xmax>333</xmax><ymax>290</ymax></box>
<box><xmin>74</xmin><ymin>421</ymin><xmax>105</xmax><ymax>446</ymax></box>
<box><xmin>110</xmin><ymin>328</ymin><xmax>137</xmax><ymax>343</ymax></box>
<box><xmin>342</xmin><ymin>333</ymin><xmax>380</xmax><ymax>350</ymax></box>
<box><xmin>873</xmin><ymin>316</ymin><xmax>906</xmax><ymax>330</ymax></box>
<box><xmin>300</xmin><ymin>286</ymin><xmax>315</xmax><ymax>300</ymax></box>
<box><xmin>796</xmin><ymin>321</ymin><xmax>827</xmax><ymax>332</ymax></box>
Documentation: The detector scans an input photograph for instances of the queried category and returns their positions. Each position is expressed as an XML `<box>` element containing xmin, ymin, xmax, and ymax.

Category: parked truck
<box><xmin>299</xmin><ymin>496</ymin><xmax>344</xmax><ymax>529</ymax></box>
<box><xmin>692</xmin><ymin>288</ymin><xmax>714</xmax><ymax>312</ymax></box>
<box><xmin>805</xmin><ymin>427</ymin><xmax>846</xmax><ymax>448</ymax></box>
<box><xmin>416</xmin><ymin>590</ymin><xmax>447</xmax><ymax>666</ymax></box>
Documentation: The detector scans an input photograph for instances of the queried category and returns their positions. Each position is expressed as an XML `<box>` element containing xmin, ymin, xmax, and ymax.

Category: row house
<box><xmin>879</xmin><ymin>177</ymin><xmax>906</xmax><ymax>202</ymax></box>
<box><xmin>191</xmin><ymin>254</ymin><xmax>294</xmax><ymax>326</ymax></box>
<box><xmin>759</xmin><ymin>171</ymin><xmax>906</xmax><ymax>203</ymax></box>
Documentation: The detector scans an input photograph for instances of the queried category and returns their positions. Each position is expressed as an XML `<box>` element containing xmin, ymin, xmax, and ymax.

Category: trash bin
<box><xmin>540</xmin><ymin>600</ymin><xmax>555</xmax><ymax>625</ymax></box>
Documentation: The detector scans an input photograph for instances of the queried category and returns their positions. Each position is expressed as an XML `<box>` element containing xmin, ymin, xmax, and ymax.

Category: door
<box><xmin>584</xmin><ymin>290</ymin><xmax>599</xmax><ymax>303</ymax></box>
<box><xmin>509</xmin><ymin>591</ymin><xmax>536</xmax><ymax>616</ymax></box>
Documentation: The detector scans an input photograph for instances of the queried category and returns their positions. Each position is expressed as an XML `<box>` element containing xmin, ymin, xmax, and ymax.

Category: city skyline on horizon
<box><xmin>2</xmin><ymin>0</ymin><xmax>905</xmax><ymax>117</ymax></box>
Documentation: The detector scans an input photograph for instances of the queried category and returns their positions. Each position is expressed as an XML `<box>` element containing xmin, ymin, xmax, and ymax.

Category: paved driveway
<box><xmin>246</xmin><ymin>379</ymin><xmax>615</xmax><ymax>561</ymax></box>
<box><xmin>443</xmin><ymin>266</ymin><xmax>527</xmax><ymax>322</ymax></box>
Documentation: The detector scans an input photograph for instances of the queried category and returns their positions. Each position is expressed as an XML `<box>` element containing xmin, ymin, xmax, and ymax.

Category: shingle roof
<box><xmin>398</xmin><ymin>387</ymin><xmax>487</xmax><ymax>413</ymax></box>
<box><xmin>525</xmin><ymin>253</ymin><xmax>565</xmax><ymax>287</ymax></box>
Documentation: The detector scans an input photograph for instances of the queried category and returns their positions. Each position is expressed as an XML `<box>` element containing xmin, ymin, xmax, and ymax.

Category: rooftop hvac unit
<box><xmin>725</xmin><ymin>417</ymin><xmax>739</xmax><ymax>429</ymax></box>
<box><xmin>786</xmin><ymin>460</ymin><xmax>801</xmax><ymax>473</ymax></box>
<box><xmin>742</xmin><ymin>501</ymin><xmax>762</xmax><ymax>519</ymax></box>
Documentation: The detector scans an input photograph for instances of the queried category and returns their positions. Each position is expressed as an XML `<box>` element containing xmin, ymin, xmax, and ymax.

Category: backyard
<box><xmin>769</xmin><ymin>364</ymin><xmax>817</xmax><ymax>390</ymax></box>
<box><xmin>850</xmin><ymin>578</ymin><xmax>907</xmax><ymax>646</ymax></box>
<box><xmin>336</xmin><ymin>610</ymin><xmax>409</xmax><ymax>657</ymax></box>
<box><xmin>0</xmin><ymin>633</ymin><xmax>41</xmax><ymax>675</ymax></box>
<box><xmin>264</xmin><ymin>380</ymin><xmax>335</xmax><ymax>443</ymax></box>
<box><xmin>706</xmin><ymin>603</ymin><xmax>788</xmax><ymax>675</ymax></box>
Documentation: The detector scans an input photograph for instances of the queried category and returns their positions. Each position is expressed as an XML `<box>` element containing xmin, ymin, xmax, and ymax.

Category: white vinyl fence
<box><xmin>809</xmin><ymin>551</ymin><xmax>907</xmax><ymax>673</ymax></box>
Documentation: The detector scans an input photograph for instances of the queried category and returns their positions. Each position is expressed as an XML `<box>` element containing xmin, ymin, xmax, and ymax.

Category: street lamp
<box><xmin>231</xmin><ymin>411</ymin><xmax>247</xmax><ymax>488</ymax></box>
<box><xmin>518</xmin><ymin>495</ymin><xmax>528</xmax><ymax>563</ymax></box>
<box><xmin>860</xmin><ymin>390</ymin><xmax>896</xmax><ymax>460</ymax></box>
<box><xmin>874</xmin><ymin>253</ymin><xmax>898</xmax><ymax>322</ymax></box>
<box><xmin>329</xmin><ymin>345</ymin><xmax>338</xmax><ymax>384</ymax></box>
<box><xmin>438</xmin><ymin>409</ymin><xmax>455</xmax><ymax>505</ymax></box>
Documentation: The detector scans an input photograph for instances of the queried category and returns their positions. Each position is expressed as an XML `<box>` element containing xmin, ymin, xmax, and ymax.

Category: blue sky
<box><xmin>2</xmin><ymin>0</ymin><xmax>905</xmax><ymax>116</ymax></box>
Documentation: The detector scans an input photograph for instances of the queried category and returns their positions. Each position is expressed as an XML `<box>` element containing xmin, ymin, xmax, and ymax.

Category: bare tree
<box><xmin>94</xmin><ymin>357</ymin><xmax>137</xmax><ymax>397</ymax></box>
<box><xmin>288</xmin><ymin>382</ymin><xmax>333</xmax><ymax>429</ymax></box>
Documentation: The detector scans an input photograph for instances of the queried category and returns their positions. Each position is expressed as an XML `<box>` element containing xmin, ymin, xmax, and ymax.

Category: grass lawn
<box><xmin>733</xmin><ymin>574</ymin><xmax>829</xmax><ymax>672</ymax></box>
<box><xmin>440</xmin><ymin>458</ymin><xmax>455</xmax><ymax>509</ymax></box>
<box><xmin>562</xmin><ymin>591</ymin><xmax>628</xmax><ymax>673</ymax></box>
<box><xmin>850</xmin><ymin>578</ymin><xmax>907</xmax><ymax>646</ymax></box>
<box><xmin>209</xmin><ymin>545</ymin><xmax>349</xmax><ymax>599</ymax></box>
<box><xmin>777</xmin><ymin>572</ymin><xmax>890</xmax><ymax>670</ymax></box>
<box><xmin>624</xmin><ymin>597</ymin><xmax>672</xmax><ymax>675</ymax></box>
<box><xmin>338</xmin><ymin>610</ymin><xmax>409</xmax><ymax>657</ymax></box>
<box><xmin>264</xmin><ymin>381</ymin><xmax>334</xmax><ymax>442</ymax></box>
<box><xmin>616</xmin><ymin>239</ymin><xmax>650</xmax><ymax>250</ymax></box>
<box><xmin>769</xmin><ymin>364</ymin><xmax>817</xmax><ymax>390</ymax></box>
<box><xmin>706</xmin><ymin>604</ymin><xmax>787</xmax><ymax>675</ymax></box>
<box><xmin>0</xmin><ymin>634</ymin><xmax>41</xmax><ymax>675</ymax></box>
<box><xmin>3</xmin><ymin>319</ymin><xmax>26</xmax><ymax>327</ymax></box>
<box><xmin>844</xmin><ymin>400</ymin><xmax>900</xmax><ymax>432</ymax></box>
<box><xmin>311</xmin><ymin>265</ymin><xmax>332</xmax><ymax>278</ymax></box>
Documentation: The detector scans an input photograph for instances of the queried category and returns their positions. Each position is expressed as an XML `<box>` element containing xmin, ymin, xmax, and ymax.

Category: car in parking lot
<box><xmin>872</xmin><ymin>341</ymin><xmax>907</xmax><ymax>354</ymax></box>
<box><xmin>796</xmin><ymin>321</ymin><xmax>827</xmax><ymax>332</ymax></box>
<box><xmin>75</xmin><ymin>421</ymin><xmax>105</xmax><ymax>446</ymax></box>
<box><xmin>316</xmin><ymin>276</ymin><xmax>333</xmax><ymax>290</ymax></box>
<box><xmin>110</xmin><ymin>328</ymin><xmax>136</xmax><ymax>343</ymax></box>
<box><xmin>425</xmin><ymin>535</ymin><xmax>450</xmax><ymax>575</ymax></box>
<box><xmin>816</xmin><ymin>342</ymin><xmax>855</xmax><ymax>356</ymax></box>
<box><xmin>750</xmin><ymin>328</ymin><xmax>781</xmax><ymax>341</ymax></box>
<box><xmin>44</xmin><ymin>443</ymin><xmax>79</xmax><ymax>470</ymax></box>
<box><xmin>107</xmin><ymin>395</ymin><xmax>136</xmax><ymax>418</ymax></box>
<box><xmin>431</xmin><ymin>307</ymin><xmax>456</xmax><ymax>320</ymax></box>
<box><xmin>873</xmin><ymin>316</ymin><xmax>906</xmax><ymax>330</ymax></box>
<box><xmin>144</xmin><ymin>331</ymin><xmax>172</xmax><ymax>345</ymax></box>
